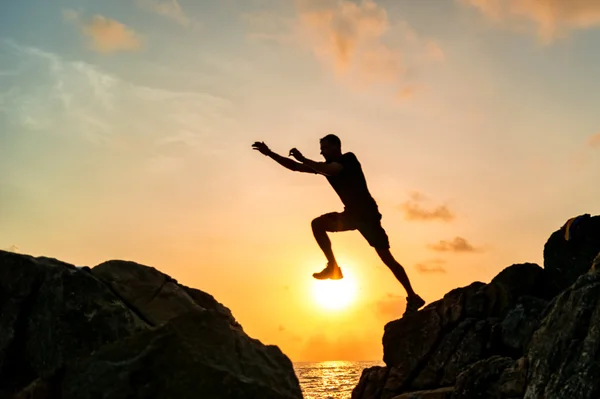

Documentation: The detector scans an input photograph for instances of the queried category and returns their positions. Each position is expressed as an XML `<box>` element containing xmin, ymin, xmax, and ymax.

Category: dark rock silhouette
<box><xmin>352</xmin><ymin>213</ymin><xmax>600</xmax><ymax>399</ymax></box>
<box><xmin>0</xmin><ymin>251</ymin><xmax>302</xmax><ymax>399</ymax></box>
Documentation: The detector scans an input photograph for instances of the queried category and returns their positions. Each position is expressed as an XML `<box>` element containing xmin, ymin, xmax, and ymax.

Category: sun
<box><xmin>312</xmin><ymin>267</ymin><xmax>358</xmax><ymax>311</ymax></box>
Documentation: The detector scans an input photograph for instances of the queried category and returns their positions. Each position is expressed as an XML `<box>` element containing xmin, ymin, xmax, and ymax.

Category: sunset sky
<box><xmin>1</xmin><ymin>0</ymin><xmax>600</xmax><ymax>362</ymax></box>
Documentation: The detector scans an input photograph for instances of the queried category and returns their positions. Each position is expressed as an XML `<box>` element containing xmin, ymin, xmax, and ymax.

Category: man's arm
<box><xmin>268</xmin><ymin>151</ymin><xmax>317</xmax><ymax>174</ymax></box>
<box><xmin>253</xmin><ymin>141</ymin><xmax>316</xmax><ymax>173</ymax></box>
<box><xmin>288</xmin><ymin>148</ymin><xmax>343</xmax><ymax>176</ymax></box>
<box><xmin>301</xmin><ymin>158</ymin><xmax>343</xmax><ymax>176</ymax></box>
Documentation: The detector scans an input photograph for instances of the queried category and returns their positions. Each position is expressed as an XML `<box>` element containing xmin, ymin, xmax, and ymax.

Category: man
<box><xmin>252</xmin><ymin>134</ymin><xmax>426</xmax><ymax>315</ymax></box>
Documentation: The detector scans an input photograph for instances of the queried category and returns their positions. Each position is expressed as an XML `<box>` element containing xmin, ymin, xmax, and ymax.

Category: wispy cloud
<box><xmin>567</xmin><ymin>132</ymin><xmax>600</xmax><ymax>171</ymax></box>
<box><xmin>136</xmin><ymin>0</ymin><xmax>189</xmax><ymax>26</ymax></box>
<box><xmin>427</xmin><ymin>236</ymin><xmax>481</xmax><ymax>253</ymax></box>
<box><xmin>588</xmin><ymin>132</ymin><xmax>600</xmax><ymax>149</ymax></box>
<box><xmin>296</xmin><ymin>0</ymin><xmax>399</xmax><ymax>82</ymax></box>
<box><xmin>399</xmin><ymin>191</ymin><xmax>455</xmax><ymax>222</ymax></box>
<box><xmin>63</xmin><ymin>10</ymin><xmax>142</xmax><ymax>53</ymax></box>
<box><xmin>5</xmin><ymin>245</ymin><xmax>19</xmax><ymax>253</ymax></box>
<box><xmin>243</xmin><ymin>0</ymin><xmax>442</xmax><ymax>98</ymax></box>
<box><xmin>415</xmin><ymin>259</ymin><xmax>447</xmax><ymax>273</ymax></box>
<box><xmin>460</xmin><ymin>0</ymin><xmax>600</xmax><ymax>43</ymax></box>
<box><xmin>1</xmin><ymin>40</ymin><xmax>232</xmax><ymax>170</ymax></box>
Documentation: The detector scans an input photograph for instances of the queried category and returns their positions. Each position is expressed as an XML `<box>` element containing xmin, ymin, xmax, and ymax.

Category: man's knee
<box><xmin>311</xmin><ymin>215</ymin><xmax>327</xmax><ymax>231</ymax></box>
<box><xmin>312</xmin><ymin>213</ymin><xmax>341</xmax><ymax>232</ymax></box>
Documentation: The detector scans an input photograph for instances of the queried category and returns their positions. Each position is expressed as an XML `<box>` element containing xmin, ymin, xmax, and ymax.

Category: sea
<box><xmin>293</xmin><ymin>360</ymin><xmax>384</xmax><ymax>399</ymax></box>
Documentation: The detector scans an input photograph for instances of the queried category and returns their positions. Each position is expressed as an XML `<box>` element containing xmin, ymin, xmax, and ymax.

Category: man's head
<box><xmin>320</xmin><ymin>134</ymin><xmax>342</xmax><ymax>161</ymax></box>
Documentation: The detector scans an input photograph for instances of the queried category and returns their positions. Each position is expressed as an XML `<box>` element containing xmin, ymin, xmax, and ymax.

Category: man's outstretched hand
<box><xmin>252</xmin><ymin>141</ymin><xmax>271</xmax><ymax>156</ymax></box>
<box><xmin>289</xmin><ymin>148</ymin><xmax>306</xmax><ymax>163</ymax></box>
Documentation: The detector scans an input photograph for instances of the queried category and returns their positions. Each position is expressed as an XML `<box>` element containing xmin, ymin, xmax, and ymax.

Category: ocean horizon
<box><xmin>294</xmin><ymin>360</ymin><xmax>384</xmax><ymax>399</ymax></box>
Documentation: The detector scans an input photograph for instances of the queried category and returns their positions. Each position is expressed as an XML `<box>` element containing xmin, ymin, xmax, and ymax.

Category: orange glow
<box><xmin>312</xmin><ymin>266</ymin><xmax>358</xmax><ymax>311</ymax></box>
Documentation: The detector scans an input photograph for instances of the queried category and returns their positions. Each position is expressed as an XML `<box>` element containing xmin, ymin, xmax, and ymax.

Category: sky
<box><xmin>1</xmin><ymin>0</ymin><xmax>600</xmax><ymax>362</ymax></box>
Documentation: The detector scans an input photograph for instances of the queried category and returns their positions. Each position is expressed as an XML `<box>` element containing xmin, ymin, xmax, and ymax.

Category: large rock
<box><xmin>16</xmin><ymin>312</ymin><xmax>301</xmax><ymax>399</ymax></box>
<box><xmin>524</xmin><ymin>272</ymin><xmax>600</xmax><ymax>399</ymax></box>
<box><xmin>91</xmin><ymin>259</ymin><xmax>240</xmax><ymax>328</ymax></box>
<box><xmin>352</xmin><ymin>214</ymin><xmax>600</xmax><ymax>399</ymax></box>
<box><xmin>543</xmin><ymin>214</ymin><xmax>600</xmax><ymax>295</ymax></box>
<box><xmin>352</xmin><ymin>366</ymin><xmax>388</xmax><ymax>399</ymax></box>
<box><xmin>0</xmin><ymin>250</ymin><xmax>302</xmax><ymax>399</ymax></box>
<box><xmin>453</xmin><ymin>356</ymin><xmax>527</xmax><ymax>399</ymax></box>
<box><xmin>0</xmin><ymin>251</ymin><xmax>146</xmax><ymax>396</ymax></box>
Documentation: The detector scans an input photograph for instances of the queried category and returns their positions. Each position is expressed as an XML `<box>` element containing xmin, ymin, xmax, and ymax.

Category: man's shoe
<box><xmin>403</xmin><ymin>294</ymin><xmax>425</xmax><ymax>316</ymax></box>
<box><xmin>312</xmin><ymin>263</ymin><xmax>344</xmax><ymax>280</ymax></box>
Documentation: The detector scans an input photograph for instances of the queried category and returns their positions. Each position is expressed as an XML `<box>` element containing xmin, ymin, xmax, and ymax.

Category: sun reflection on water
<box><xmin>294</xmin><ymin>360</ymin><xmax>384</xmax><ymax>399</ymax></box>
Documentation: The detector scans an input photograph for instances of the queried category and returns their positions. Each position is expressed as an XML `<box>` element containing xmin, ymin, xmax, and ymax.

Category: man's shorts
<box><xmin>315</xmin><ymin>211</ymin><xmax>390</xmax><ymax>249</ymax></box>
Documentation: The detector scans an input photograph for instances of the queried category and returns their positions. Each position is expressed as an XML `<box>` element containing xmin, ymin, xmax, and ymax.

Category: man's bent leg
<box><xmin>311</xmin><ymin>213</ymin><xmax>354</xmax><ymax>279</ymax></box>
<box><xmin>311</xmin><ymin>215</ymin><xmax>337</xmax><ymax>266</ymax></box>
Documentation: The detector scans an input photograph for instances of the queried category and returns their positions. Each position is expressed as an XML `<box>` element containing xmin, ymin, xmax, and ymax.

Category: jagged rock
<box><xmin>352</xmin><ymin>366</ymin><xmax>388</xmax><ymax>399</ymax></box>
<box><xmin>0</xmin><ymin>250</ymin><xmax>302</xmax><ymax>399</ymax></box>
<box><xmin>92</xmin><ymin>259</ymin><xmax>240</xmax><ymax>328</ymax></box>
<box><xmin>353</xmin><ymin>214</ymin><xmax>600</xmax><ymax>399</ymax></box>
<box><xmin>453</xmin><ymin>356</ymin><xmax>527</xmax><ymax>399</ymax></box>
<box><xmin>15</xmin><ymin>312</ymin><xmax>302</xmax><ymax>399</ymax></box>
<box><xmin>392</xmin><ymin>386</ymin><xmax>454</xmax><ymax>399</ymax></box>
<box><xmin>378</xmin><ymin>263</ymin><xmax>549</xmax><ymax>397</ymax></box>
<box><xmin>499</xmin><ymin>296</ymin><xmax>548</xmax><ymax>355</ymax></box>
<box><xmin>524</xmin><ymin>273</ymin><xmax>600</xmax><ymax>399</ymax></box>
<box><xmin>0</xmin><ymin>251</ymin><xmax>147</xmax><ymax>396</ymax></box>
<box><xmin>466</xmin><ymin>263</ymin><xmax>552</xmax><ymax>320</ymax></box>
<box><xmin>543</xmin><ymin>214</ymin><xmax>600</xmax><ymax>295</ymax></box>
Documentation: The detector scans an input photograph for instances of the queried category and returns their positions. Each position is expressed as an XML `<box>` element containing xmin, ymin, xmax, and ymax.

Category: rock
<box><xmin>466</xmin><ymin>263</ymin><xmax>552</xmax><ymax>320</ymax></box>
<box><xmin>588</xmin><ymin>251</ymin><xmax>600</xmax><ymax>275</ymax></box>
<box><xmin>0</xmin><ymin>251</ymin><xmax>147</xmax><ymax>395</ymax></box>
<box><xmin>0</xmin><ymin>250</ymin><xmax>302</xmax><ymax>399</ymax></box>
<box><xmin>543</xmin><ymin>214</ymin><xmax>600</xmax><ymax>295</ymax></box>
<box><xmin>499</xmin><ymin>296</ymin><xmax>548</xmax><ymax>356</ymax></box>
<box><xmin>524</xmin><ymin>273</ymin><xmax>600</xmax><ymax>399</ymax></box>
<box><xmin>351</xmin><ymin>366</ymin><xmax>389</xmax><ymax>399</ymax></box>
<box><xmin>353</xmin><ymin>214</ymin><xmax>600</xmax><ymax>399</ymax></box>
<box><xmin>411</xmin><ymin>318</ymin><xmax>495</xmax><ymax>390</ymax></box>
<box><xmin>453</xmin><ymin>356</ymin><xmax>527</xmax><ymax>399</ymax></box>
<box><xmin>391</xmin><ymin>386</ymin><xmax>454</xmax><ymax>399</ymax></box>
<box><xmin>92</xmin><ymin>260</ymin><xmax>240</xmax><ymax>328</ymax></box>
<box><xmin>382</xmin><ymin>307</ymin><xmax>442</xmax><ymax>382</ymax></box>
<box><xmin>16</xmin><ymin>312</ymin><xmax>303</xmax><ymax>399</ymax></box>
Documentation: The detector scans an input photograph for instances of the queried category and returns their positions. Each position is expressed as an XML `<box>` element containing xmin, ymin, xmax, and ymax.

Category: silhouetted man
<box><xmin>252</xmin><ymin>134</ymin><xmax>426</xmax><ymax>314</ymax></box>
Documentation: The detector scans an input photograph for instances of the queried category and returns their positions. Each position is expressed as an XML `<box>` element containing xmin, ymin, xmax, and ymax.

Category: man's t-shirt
<box><xmin>325</xmin><ymin>152</ymin><xmax>380</xmax><ymax>220</ymax></box>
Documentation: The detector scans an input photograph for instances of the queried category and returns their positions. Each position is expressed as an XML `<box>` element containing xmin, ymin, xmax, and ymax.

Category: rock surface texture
<box><xmin>0</xmin><ymin>252</ymin><xmax>302</xmax><ymax>399</ymax></box>
<box><xmin>352</xmin><ymin>213</ymin><xmax>600</xmax><ymax>399</ymax></box>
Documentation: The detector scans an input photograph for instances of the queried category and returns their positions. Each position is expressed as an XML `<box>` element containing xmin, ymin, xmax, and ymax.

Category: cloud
<box><xmin>588</xmin><ymin>133</ymin><xmax>600</xmax><ymax>149</ymax></box>
<box><xmin>295</xmin><ymin>0</ymin><xmax>402</xmax><ymax>86</ymax></box>
<box><xmin>397</xmin><ymin>85</ymin><xmax>417</xmax><ymax>101</ymax></box>
<box><xmin>243</xmin><ymin>1</ymin><xmax>443</xmax><ymax>97</ymax></box>
<box><xmin>0</xmin><ymin>40</ymin><xmax>232</xmax><ymax>164</ymax></box>
<box><xmin>399</xmin><ymin>191</ymin><xmax>455</xmax><ymax>222</ymax></box>
<box><xmin>460</xmin><ymin>0</ymin><xmax>600</xmax><ymax>43</ymax></box>
<box><xmin>427</xmin><ymin>236</ymin><xmax>481</xmax><ymax>253</ymax></box>
<box><xmin>5</xmin><ymin>245</ymin><xmax>19</xmax><ymax>253</ymax></box>
<box><xmin>63</xmin><ymin>10</ymin><xmax>141</xmax><ymax>53</ymax></box>
<box><xmin>136</xmin><ymin>0</ymin><xmax>189</xmax><ymax>26</ymax></box>
<box><xmin>415</xmin><ymin>259</ymin><xmax>447</xmax><ymax>274</ymax></box>
<box><xmin>426</xmin><ymin>40</ymin><xmax>445</xmax><ymax>61</ymax></box>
